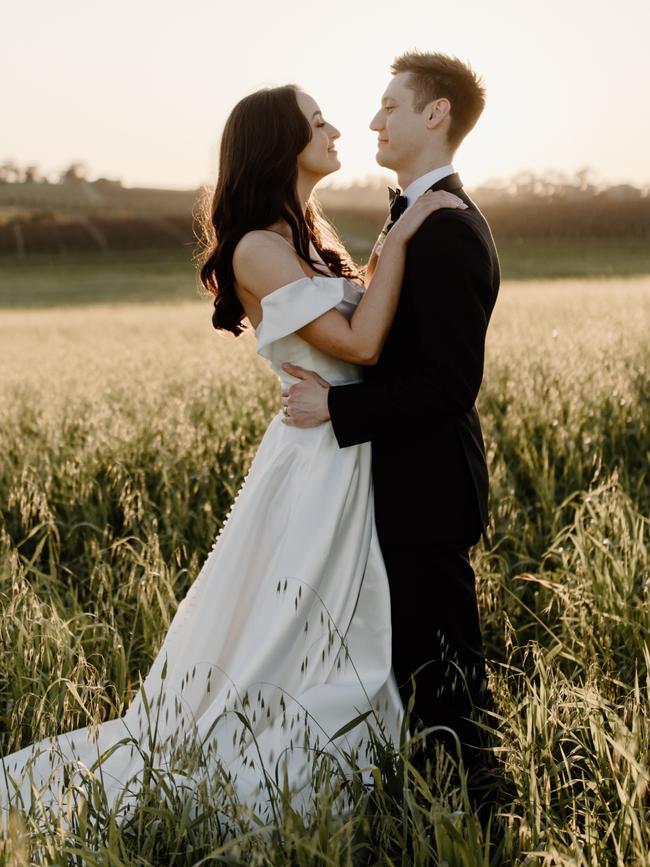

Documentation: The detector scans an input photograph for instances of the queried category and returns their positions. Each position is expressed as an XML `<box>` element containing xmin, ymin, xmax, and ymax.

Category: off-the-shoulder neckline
<box><xmin>253</xmin><ymin>274</ymin><xmax>342</xmax><ymax>334</ymax></box>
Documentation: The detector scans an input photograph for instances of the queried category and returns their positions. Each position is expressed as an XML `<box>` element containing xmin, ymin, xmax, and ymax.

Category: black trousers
<box><xmin>378</xmin><ymin>540</ymin><xmax>495</xmax><ymax>775</ymax></box>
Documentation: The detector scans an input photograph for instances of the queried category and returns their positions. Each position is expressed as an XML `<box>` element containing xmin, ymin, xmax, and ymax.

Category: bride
<box><xmin>0</xmin><ymin>84</ymin><xmax>465</xmax><ymax>833</ymax></box>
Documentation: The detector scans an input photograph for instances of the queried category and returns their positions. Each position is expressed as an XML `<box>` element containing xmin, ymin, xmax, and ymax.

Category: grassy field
<box><xmin>1</xmin><ymin>235</ymin><xmax>650</xmax><ymax>310</ymax></box>
<box><xmin>0</xmin><ymin>275</ymin><xmax>648</xmax><ymax>864</ymax></box>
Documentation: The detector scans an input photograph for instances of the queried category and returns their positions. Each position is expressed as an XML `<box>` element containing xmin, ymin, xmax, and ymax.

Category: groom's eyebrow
<box><xmin>382</xmin><ymin>97</ymin><xmax>396</xmax><ymax>105</ymax></box>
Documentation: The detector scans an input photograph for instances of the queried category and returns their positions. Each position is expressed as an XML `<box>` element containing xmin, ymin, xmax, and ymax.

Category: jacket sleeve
<box><xmin>327</xmin><ymin>215</ymin><xmax>491</xmax><ymax>448</ymax></box>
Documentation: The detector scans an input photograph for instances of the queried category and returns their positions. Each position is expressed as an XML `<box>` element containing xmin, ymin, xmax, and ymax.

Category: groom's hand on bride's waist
<box><xmin>280</xmin><ymin>363</ymin><xmax>331</xmax><ymax>427</ymax></box>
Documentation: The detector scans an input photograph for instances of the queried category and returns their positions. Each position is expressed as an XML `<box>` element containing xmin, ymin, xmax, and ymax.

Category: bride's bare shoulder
<box><xmin>233</xmin><ymin>225</ymin><xmax>293</xmax><ymax>260</ymax></box>
<box><xmin>233</xmin><ymin>229</ymin><xmax>306</xmax><ymax>299</ymax></box>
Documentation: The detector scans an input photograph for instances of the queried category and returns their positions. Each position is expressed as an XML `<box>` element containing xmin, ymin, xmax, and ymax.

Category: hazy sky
<box><xmin>3</xmin><ymin>0</ymin><xmax>649</xmax><ymax>191</ymax></box>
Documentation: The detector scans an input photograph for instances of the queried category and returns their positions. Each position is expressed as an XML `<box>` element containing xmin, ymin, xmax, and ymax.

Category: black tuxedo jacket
<box><xmin>327</xmin><ymin>172</ymin><xmax>500</xmax><ymax>548</ymax></box>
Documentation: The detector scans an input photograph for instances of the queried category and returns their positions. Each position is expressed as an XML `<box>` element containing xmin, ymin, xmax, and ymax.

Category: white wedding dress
<box><xmin>0</xmin><ymin>275</ymin><xmax>405</xmax><ymax>832</ymax></box>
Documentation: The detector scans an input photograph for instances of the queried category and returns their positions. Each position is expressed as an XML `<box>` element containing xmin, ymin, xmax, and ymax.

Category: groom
<box><xmin>281</xmin><ymin>51</ymin><xmax>500</xmax><ymax>779</ymax></box>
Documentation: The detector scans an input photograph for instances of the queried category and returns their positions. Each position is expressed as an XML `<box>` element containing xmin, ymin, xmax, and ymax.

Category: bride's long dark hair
<box><xmin>196</xmin><ymin>84</ymin><xmax>361</xmax><ymax>337</ymax></box>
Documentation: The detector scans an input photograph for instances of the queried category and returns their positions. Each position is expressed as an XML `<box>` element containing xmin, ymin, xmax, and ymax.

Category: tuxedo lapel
<box><xmin>376</xmin><ymin>173</ymin><xmax>469</xmax><ymax>252</ymax></box>
<box><xmin>425</xmin><ymin>172</ymin><xmax>479</xmax><ymax>214</ymax></box>
<box><xmin>425</xmin><ymin>172</ymin><xmax>464</xmax><ymax>194</ymax></box>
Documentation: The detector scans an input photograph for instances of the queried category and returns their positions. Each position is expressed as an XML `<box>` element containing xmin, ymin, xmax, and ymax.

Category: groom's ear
<box><xmin>425</xmin><ymin>97</ymin><xmax>451</xmax><ymax>129</ymax></box>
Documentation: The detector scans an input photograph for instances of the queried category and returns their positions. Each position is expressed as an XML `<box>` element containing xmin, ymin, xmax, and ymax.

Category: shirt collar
<box><xmin>402</xmin><ymin>164</ymin><xmax>455</xmax><ymax>208</ymax></box>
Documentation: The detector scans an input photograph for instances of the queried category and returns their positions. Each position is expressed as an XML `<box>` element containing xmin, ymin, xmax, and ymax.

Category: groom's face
<box><xmin>370</xmin><ymin>73</ymin><xmax>429</xmax><ymax>174</ymax></box>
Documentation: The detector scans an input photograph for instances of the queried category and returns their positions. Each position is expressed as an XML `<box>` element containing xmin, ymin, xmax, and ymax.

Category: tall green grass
<box><xmin>0</xmin><ymin>277</ymin><xmax>648</xmax><ymax>864</ymax></box>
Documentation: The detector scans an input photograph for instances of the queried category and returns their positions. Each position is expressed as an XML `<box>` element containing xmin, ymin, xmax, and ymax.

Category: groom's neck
<box><xmin>397</xmin><ymin>150</ymin><xmax>454</xmax><ymax>192</ymax></box>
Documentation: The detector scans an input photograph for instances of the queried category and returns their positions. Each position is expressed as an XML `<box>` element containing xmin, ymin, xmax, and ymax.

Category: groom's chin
<box><xmin>374</xmin><ymin>151</ymin><xmax>391</xmax><ymax>170</ymax></box>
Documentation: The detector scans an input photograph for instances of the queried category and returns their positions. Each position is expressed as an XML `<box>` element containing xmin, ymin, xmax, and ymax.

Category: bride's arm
<box><xmin>297</xmin><ymin>190</ymin><xmax>465</xmax><ymax>364</ymax></box>
<box><xmin>232</xmin><ymin>191</ymin><xmax>466</xmax><ymax>366</ymax></box>
<box><xmin>364</xmin><ymin>249</ymin><xmax>379</xmax><ymax>284</ymax></box>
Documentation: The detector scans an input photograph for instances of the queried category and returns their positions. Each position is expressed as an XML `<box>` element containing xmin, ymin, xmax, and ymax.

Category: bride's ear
<box><xmin>425</xmin><ymin>97</ymin><xmax>451</xmax><ymax>129</ymax></box>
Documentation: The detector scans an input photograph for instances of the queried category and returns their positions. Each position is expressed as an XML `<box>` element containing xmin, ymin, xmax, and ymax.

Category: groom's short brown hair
<box><xmin>391</xmin><ymin>51</ymin><xmax>486</xmax><ymax>150</ymax></box>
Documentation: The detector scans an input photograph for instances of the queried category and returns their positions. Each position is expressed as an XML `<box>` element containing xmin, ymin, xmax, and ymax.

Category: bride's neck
<box><xmin>295</xmin><ymin>173</ymin><xmax>319</xmax><ymax>216</ymax></box>
<box><xmin>264</xmin><ymin>174</ymin><xmax>319</xmax><ymax>240</ymax></box>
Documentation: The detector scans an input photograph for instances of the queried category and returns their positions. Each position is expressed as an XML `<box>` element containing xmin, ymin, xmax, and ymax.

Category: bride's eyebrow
<box><xmin>311</xmin><ymin>110</ymin><xmax>323</xmax><ymax>119</ymax></box>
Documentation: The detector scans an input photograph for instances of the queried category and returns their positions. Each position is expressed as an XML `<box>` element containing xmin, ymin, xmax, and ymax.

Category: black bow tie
<box><xmin>388</xmin><ymin>186</ymin><xmax>408</xmax><ymax>224</ymax></box>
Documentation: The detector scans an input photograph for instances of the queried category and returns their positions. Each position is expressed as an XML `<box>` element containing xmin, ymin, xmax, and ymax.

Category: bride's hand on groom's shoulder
<box><xmin>390</xmin><ymin>190</ymin><xmax>468</xmax><ymax>243</ymax></box>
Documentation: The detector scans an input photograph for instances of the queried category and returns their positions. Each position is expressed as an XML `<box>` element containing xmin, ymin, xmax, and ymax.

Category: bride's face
<box><xmin>295</xmin><ymin>90</ymin><xmax>341</xmax><ymax>178</ymax></box>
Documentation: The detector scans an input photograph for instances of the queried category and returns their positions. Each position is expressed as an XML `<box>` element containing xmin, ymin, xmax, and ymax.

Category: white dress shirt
<box><xmin>403</xmin><ymin>164</ymin><xmax>455</xmax><ymax>208</ymax></box>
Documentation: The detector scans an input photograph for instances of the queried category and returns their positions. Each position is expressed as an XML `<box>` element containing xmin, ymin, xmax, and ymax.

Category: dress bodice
<box><xmin>255</xmin><ymin>275</ymin><xmax>366</xmax><ymax>386</ymax></box>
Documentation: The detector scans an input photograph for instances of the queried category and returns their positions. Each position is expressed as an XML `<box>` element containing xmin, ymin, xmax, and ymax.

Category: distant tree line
<box><xmin>0</xmin><ymin>163</ymin><xmax>648</xmax><ymax>258</ymax></box>
<box><xmin>318</xmin><ymin>168</ymin><xmax>649</xmax><ymax>211</ymax></box>
<box><xmin>0</xmin><ymin>160</ymin><xmax>122</xmax><ymax>186</ymax></box>
<box><xmin>1</xmin><ymin>161</ymin><xmax>647</xmax><ymax>203</ymax></box>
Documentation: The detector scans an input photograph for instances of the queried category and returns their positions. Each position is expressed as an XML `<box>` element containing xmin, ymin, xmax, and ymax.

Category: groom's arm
<box><xmin>327</xmin><ymin>215</ymin><xmax>491</xmax><ymax>448</ymax></box>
